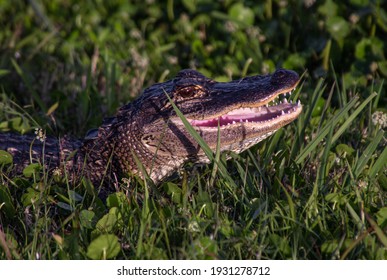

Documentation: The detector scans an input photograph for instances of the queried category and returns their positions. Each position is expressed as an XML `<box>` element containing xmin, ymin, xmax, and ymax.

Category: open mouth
<box><xmin>188</xmin><ymin>89</ymin><xmax>302</xmax><ymax>128</ymax></box>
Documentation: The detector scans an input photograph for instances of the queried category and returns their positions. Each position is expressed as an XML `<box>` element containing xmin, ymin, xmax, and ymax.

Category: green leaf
<box><xmin>86</xmin><ymin>234</ymin><xmax>120</xmax><ymax>260</ymax></box>
<box><xmin>22</xmin><ymin>163</ymin><xmax>41</xmax><ymax>178</ymax></box>
<box><xmin>106</xmin><ymin>192</ymin><xmax>130</xmax><ymax>216</ymax></box>
<box><xmin>326</xmin><ymin>16</ymin><xmax>350</xmax><ymax>42</ymax></box>
<box><xmin>79</xmin><ymin>210</ymin><xmax>97</xmax><ymax>229</ymax></box>
<box><xmin>106</xmin><ymin>192</ymin><xmax>127</xmax><ymax>208</ymax></box>
<box><xmin>378</xmin><ymin>174</ymin><xmax>387</xmax><ymax>191</ymax></box>
<box><xmin>0</xmin><ymin>69</ymin><xmax>10</xmax><ymax>77</ymax></box>
<box><xmin>95</xmin><ymin>208</ymin><xmax>118</xmax><ymax>233</ymax></box>
<box><xmin>141</xmin><ymin>242</ymin><xmax>168</xmax><ymax>259</ymax></box>
<box><xmin>197</xmin><ymin>189</ymin><xmax>214</xmax><ymax>218</ymax></box>
<box><xmin>350</xmin><ymin>0</ymin><xmax>372</xmax><ymax>7</ymax></box>
<box><xmin>311</xmin><ymin>97</ymin><xmax>326</xmax><ymax>117</ymax></box>
<box><xmin>0</xmin><ymin>150</ymin><xmax>13</xmax><ymax>165</ymax></box>
<box><xmin>283</xmin><ymin>53</ymin><xmax>306</xmax><ymax>70</ymax></box>
<box><xmin>46</xmin><ymin>102</ymin><xmax>59</xmax><ymax>116</ymax></box>
<box><xmin>68</xmin><ymin>190</ymin><xmax>83</xmax><ymax>202</ymax></box>
<box><xmin>355</xmin><ymin>38</ymin><xmax>370</xmax><ymax>59</ymax></box>
<box><xmin>321</xmin><ymin>240</ymin><xmax>339</xmax><ymax>255</ymax></box>
<box><xmin>376</xmin><ymin>207</ymin><xmax>387</xmax><ymax>228</ymax></box>
<box><xmin>269</xmin><ymin>234</ymin><xmax>291</xmax><ymax>257</ymax></box>
<box><xmin>355</xmin><ymin>38</ymin><xmax>384</xmax><ymax>60</ymax></box>
<box><xmin>318</xmin><ymin>0</ymin><xmax>338</xmax><ymax>18</ymax></box>
<box><xmin>335</xmin><ymin>144</ymin><xmax>355</xmax><ymax>157</ymax></box>
<box><xmin>182</xmin><ymin>0</ymin><xmax>196</xmax><ymax>13</ymax></box>
<box><xmin>378</xmin><ymin>61</ymin><xmax>387</xmax><ymax>76</ymax></box>
<box><xmin>191</xmin><ymin>236</ymin><xmax>218</xmax><ymax>260</ymax></box>
<box><xmin>21</xmin><ymin>188</ymin><xmax>40</xmax><ymax>207</ymax></box>
<box><xmin>228</xmin><ymin>3</ymin><xmax>254</xmax><ymax>27</ymax></box>
<box><xmin>163</xmin><ymin>182</ymin><xmax>182</xmax><ymax>205</ymax></box>
<box><xmin>57</xmin><ymin>202</ymin><xmax>74</xmax><ymax>211</ymax></box>
<box><xmin>10</xmin><ymin>117</ymin><xmax>22</xmax><ymax>130</ymax></box>
<box><xmin>0</xmin><ymin>185</ymin><xmax>16</xmax><ymax>217</ymax></box>
<box><xmin>325</xmin><ymin>193</ymin><xmax>346</xmax><ymax>205</ymax></box>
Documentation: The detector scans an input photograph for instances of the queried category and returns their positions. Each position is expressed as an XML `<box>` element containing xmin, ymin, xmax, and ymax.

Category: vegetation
<box><xmin>0</xmin><ymin>0</ymin><xmax>386</xmax><ymax>259</ymax></box>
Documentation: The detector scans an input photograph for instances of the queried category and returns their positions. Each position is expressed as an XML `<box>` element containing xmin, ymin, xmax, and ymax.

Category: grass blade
<box><xmin>353</xmin><ymin>129</ymin><xmax>384</xmax><ymax>178</ymax></box>
<box><xmin>209</xmin><ymin>123</ymin><xmax>221</xmax><ymax>187</ymax></box>
<box><xmin>317</xmin><ymin>125</ymin><xmax>334</xmax><ymax>188</ymax></box>
<box><xmin>369</xmin><ymin>146</ymin><xmax>387</xmax><ymax>179</ymax></box>
<box><xmin>365</xmin><ymin>213</ymin><xmax>387</xmax><ymax>248</ymax></box>
<box><xmin>331</xmin><ymin>92</ymin><xmax>378</xmax><ymax>143</ymax></box>
<box><xmin>11</xmin><ymin>59</ymin><xmax>46</xmax><ymax>112</ymax></box>
<box><xmin>164</xmin><ymin>92</ymin><xmax>239</xmax><ymax>192</ymax></box>
<box><xmin>290</xmin><ymin>79</ymin><xmax>325</xmax><ymax>160</ymax></box>
<box><xmin>296</xmin><ymin>95</ymin><xmax>359</xmax><ymax>164</ymax></box>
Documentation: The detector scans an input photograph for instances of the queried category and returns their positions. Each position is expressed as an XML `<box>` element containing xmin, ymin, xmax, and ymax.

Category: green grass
<box><xmin>0</xmin><ymin>0</ymin><xmax>386</xmax><ymax>260</ymax></box>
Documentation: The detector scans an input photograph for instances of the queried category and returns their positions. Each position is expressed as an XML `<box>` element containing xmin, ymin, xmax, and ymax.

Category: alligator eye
<box><xmin>176</xmin><ymin>87</ymin><xmax>197</xmax><ymax>98</ymax></box>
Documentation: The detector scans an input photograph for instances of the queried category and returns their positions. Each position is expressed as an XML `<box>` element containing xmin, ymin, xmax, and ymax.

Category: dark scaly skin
<box><xmin>0</xmin><ymin>133</ymin><xmax>81</xmax><ymax>175</ymax></box>
<box><xmin>0</xmin><ymin>69</ymin><xmax>301</xmax><ymax>195</ymax></box>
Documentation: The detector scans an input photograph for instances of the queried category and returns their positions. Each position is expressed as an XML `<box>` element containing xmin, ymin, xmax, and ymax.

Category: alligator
<box><xmin>0</xmin><ymin>69</ymin><xmax>301</xmax><ymax>196</ymax></box>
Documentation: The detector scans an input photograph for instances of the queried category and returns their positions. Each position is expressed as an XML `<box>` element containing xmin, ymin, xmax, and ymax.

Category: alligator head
<box><xmin>82</xmin><ymin>68</ymin><xmax>301</xmax><ymax>184</ymax></box>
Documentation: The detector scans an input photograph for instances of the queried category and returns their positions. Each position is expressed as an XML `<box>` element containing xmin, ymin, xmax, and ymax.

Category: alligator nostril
<box><xmin>270</xmin><ymin>68</ymin><xmax>300</xmax><ymax>86</ymax></box>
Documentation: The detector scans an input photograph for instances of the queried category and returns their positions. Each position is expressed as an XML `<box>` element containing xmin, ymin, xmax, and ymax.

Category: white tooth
<box><xmin>281</xmin><ymin>110</ymin><xmax>285</xmax><ymax>115</ymax></box>
<box><xmin>297</xmin><ymin>100</ymin><xmax>301</xmax><ymax>106</ymax></box>
<box><xmin>245</xmin><ymin>120</ymin><xmax>249</xmax><ymax>123</ymax></box>
<box><xmin>289</xmin><ymin>100</ymin><xmax>292</xmax><ymax>104</ymax></box>
<box><xmin>284</xmin><ymin>98</ymin><xmax>288</xmax><ymax>103</ymax></box>
<box><xmin>240</xmin><ymin>119</ymin><xmax>243</xmax><ymax>122</ymax></box>
<box><xmin>232</xmin><ymin>121</ymin><xmax>236</xmax><ymax>124</ymax></box>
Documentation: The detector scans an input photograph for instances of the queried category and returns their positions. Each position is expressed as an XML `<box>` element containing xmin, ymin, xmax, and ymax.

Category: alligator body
<box><xmin>0</xmin><ymin>69</ymin><xmax>301</xmax><ymax>194</ymax></box>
